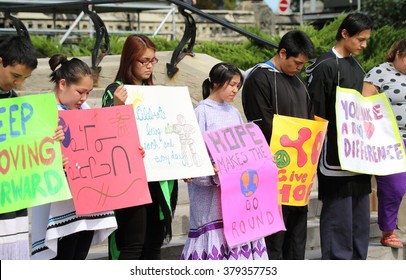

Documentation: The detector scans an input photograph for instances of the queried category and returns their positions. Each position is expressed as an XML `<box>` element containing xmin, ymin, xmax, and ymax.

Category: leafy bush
<box><xmin>31</xmin><ymin>16</ymin><xmax>406</xmax><ymax>73</ymax></box>
<box><xmin>298</xmin><ymin>15</ymin><xmax>343</xmax><ymax>58</ymax></box>
<box><xmin>359</xmin><ymin>25</ymin><xmax>406</xmax><ymax>71</ymax></box>
<box><xmin>30</xmin><ymin>36</ymin><xmax>66</xmax><ymax>58</ymax></box>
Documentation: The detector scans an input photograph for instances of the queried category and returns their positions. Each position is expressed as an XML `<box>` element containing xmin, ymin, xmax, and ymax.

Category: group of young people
<box><xmin>0</xmin><ymin>11</ymin><xmax>405</xmax><ymax>261</ymax></box>
<box><xmin>0</xmin><ymin>34</ymin><xmax>176</xmax><ymax>260</ymax></box>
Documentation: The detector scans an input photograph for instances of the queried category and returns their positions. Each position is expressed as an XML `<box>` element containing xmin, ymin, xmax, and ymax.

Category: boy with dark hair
<box><xmin>306</xmin><ymin>12</ymin><xmax>374</xmax><ymax>260</ymax></box>
<box><xmin>0</xmin><ymin>35</ymin><xmax>63</xmax><ymax>259</ymax></box>
<box><xmin>0</xmin><ymin>35</ymin><xmax>37</xmax><ymax>96</ymax></box>
<box><xmin>242</xmin><ymin>30</ymin><xmax>315</xmax><ymax>259</ymax></box>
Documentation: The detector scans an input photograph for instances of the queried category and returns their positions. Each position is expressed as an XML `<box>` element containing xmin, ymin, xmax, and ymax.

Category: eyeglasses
<box><xmin>137</xmin><ymin>57</ymin><xmax>159</xmax><ymax>66</ymax></box>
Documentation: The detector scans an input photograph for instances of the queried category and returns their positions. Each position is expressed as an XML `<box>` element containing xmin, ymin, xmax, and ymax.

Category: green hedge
<box><xmin>31</xmin><ymin>16</ymin><xmax>406</xmax><ymax>73</ymax></box>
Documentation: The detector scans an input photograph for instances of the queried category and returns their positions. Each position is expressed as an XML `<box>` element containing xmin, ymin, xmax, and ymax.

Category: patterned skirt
<box><xmin>180</xmin><ymin>219</ymin><xmax>268</xmax><ymax>260</ymax></box>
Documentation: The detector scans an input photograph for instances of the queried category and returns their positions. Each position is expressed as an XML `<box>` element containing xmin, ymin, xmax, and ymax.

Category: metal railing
<box><xmin>166</xmin><ymin>0</ymin><xmax>278</xmax><ymax>77</ymax></box>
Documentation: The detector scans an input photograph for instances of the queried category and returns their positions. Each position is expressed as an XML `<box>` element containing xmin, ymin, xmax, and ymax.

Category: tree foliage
<box><xmin>363</xmin><ymin>0</ymin><xmax>406</xmax><ymax>29</ymax></box>
<box><xmin>195</xmin><ymin>0</ymin><xmax>238</xmax><ymax>10</ymax></box>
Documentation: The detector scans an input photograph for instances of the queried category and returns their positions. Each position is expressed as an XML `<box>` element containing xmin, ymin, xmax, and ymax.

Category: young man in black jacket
<box><xmin>242</xmin><ymin>30</ymin><xmax>315</xmax><ymax>260</ymax></box>
<box><xmin>306</xmin><ymin>12</ymin><xmax>373</xmax><ymax>260</ymax></box>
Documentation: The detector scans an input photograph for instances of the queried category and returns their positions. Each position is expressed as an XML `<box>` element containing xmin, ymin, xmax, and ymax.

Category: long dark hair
<box><xmin>202</xmin><ymin>62</ymin><xmax>243</xmax><ymax>99</ymax></box>
<box><xmin>49</xmin><ymin>54</ymin><xmax>92</xmax><ymax>86</ymax></box>
<box><xmin>114</xmin><ymin>35</ymin><xmax>156</xmax><ymax>85</ymax></box>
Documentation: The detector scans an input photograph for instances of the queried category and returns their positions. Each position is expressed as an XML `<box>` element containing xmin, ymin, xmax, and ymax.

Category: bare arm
<box><xmin>362</xmin><ymin>81</ymin><xmax>380</xmax><ymax>97</ymax></box>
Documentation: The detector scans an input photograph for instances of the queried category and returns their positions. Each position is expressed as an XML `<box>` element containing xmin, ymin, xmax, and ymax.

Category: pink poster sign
<box><xmin>203</xmin><ymin>122</ymin><xmax>285</xmax><ymax>247</ymax></box>
<box><xmin>58</xmin><ymin>105</ymin><xmax>151</xmax><ymax>214</ymax></box>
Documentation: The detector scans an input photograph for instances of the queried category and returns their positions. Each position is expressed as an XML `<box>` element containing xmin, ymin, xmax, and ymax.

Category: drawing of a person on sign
<box><xmin>172</xmin><ymin>114</ymin><xmax>201</xmax><ymax>167</ymax></box>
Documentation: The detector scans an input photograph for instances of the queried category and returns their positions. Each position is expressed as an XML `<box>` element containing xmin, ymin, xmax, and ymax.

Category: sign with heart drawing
<box><xmin>336</xmin><ymin>86</ymin><xmax>406</xmax><ymax>175</ymax></box>
<box><xmin>363</xmin><ymin>121</ymin><xmax>375</xmax><ymax>139</ymax></box>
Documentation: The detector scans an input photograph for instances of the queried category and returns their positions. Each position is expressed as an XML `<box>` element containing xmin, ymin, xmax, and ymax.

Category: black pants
<box><xmin>265</xmin><ymin>205</ymin><xmax>307</xmax><ymax>260</ymax></box>
<box><xmin>319</xmin><ymin>194</ymin><xmax>370</xmax><ymax>260</ymax></box>
<box><xmin>142</xmin><ymin>200</ymin><xmax>165</xmax><ymax>260</ymax></box>
<box><xmin>111</xmin><ymin>202</ymin><xmax>164</xmax><ymax>260</ymax></box>
<box><xmin>52</xmin><ymin>230</ymin><xmax>94</xmax><ymax>260</ymax></box>
<box><xmin>111</xmin><ymin>205</ymin><xmax>147</xmax><ymax>260</ymax></box>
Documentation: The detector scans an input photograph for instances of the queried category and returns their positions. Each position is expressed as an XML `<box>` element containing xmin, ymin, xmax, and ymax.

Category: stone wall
<box><xmin>21</xmin><ymin>51</ymin><xmax>245</xmax><ymax>116</ymax></box>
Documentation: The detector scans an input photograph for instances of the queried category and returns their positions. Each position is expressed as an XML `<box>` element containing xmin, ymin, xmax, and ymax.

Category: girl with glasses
<box><xmin>102</xmin><ymin>35</ymin><xmax>178</xmax><ymax>260</ymax></box>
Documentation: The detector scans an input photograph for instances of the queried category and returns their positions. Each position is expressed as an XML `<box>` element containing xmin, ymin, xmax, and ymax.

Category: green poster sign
<box><xmin>0</xmin><ymin>93</ymin><xmax>71</xmax><ymax>214</ymax></box>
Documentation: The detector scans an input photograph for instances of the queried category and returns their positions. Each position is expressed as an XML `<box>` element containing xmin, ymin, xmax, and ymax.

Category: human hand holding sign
<box><xmin>113</xmin><ymin>85</ymin><xmax>128</xmax><ymax>106</ymax></box>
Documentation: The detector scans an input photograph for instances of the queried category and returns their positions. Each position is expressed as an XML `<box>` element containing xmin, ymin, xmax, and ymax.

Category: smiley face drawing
<box><xmin>240</xmin><ymin>169</ymin><xmax>259</xmax><ymax>197</ymax></box>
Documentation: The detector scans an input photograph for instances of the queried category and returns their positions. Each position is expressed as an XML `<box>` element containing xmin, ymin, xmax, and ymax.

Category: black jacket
<box><xmin>306</xmin><ymin>50</ymin><xmax>371</xmax><ymax>199</ymax></box>
<box><xmin>242</xmin><ymin>62</ymin><xmax>314</xmax><ymax>144</ymax></box>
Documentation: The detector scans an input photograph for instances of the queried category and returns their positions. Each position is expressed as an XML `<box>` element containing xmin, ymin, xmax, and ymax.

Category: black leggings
<box><xmin>110</xmin><ymin>202</ymin><xmax>164</xmax><ymax>260</ymax></box>
<box><xmin>142</xmin><ymin>201</ymin><xmax>165</xmax><ymax>260</ymax></box>
<box><xmin>112</xmin><ymin>205</ymin><xmax>147</xmax><ymax>260</ymax></box>
<box><xmin>52</xmin><ymin>230</ymin><xmax>94</xmax><ymax>260</ymax></box>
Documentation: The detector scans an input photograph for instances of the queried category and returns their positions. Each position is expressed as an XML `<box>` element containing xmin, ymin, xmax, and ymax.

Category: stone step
<box><xmin>306</xmin><ymin>217</ymin><xmax>321</xmax><ymax>250</ymax></box>
<box><xmin>304</xmin><ymin>234</ymin><xmax>406</xmax><ymax>260</ymax></box>
<box><xmin>308</xmin><ymin>191</ymin><xmax>321</xmax><ymax>219</ymax></box>
<box><xmin>366</xmin><ymin>237</ymin><xmax>406</xmax><ymax>260</ymax></box>
<box><xmin>88</xmin><ymin>228</ymin><xmax>406</xmax><ymax>260</ymax></box>
<box><xmin>87</xmin><ymin>186</ymin><xmax>322</xmax><ymax>259</ymax></box>
<box><xmin>88</xmin><ymin>190</ymin><xmax>406</xmax><ymax>260</ymax></box>
<box><xmin>160</xmin><ymin>214</ymin><xmax>406</xmax><ymax>260</ymax></box>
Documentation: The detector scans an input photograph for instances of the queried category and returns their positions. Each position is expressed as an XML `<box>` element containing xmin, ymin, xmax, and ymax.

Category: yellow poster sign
<box><xmin>270</xmin><ymin>115</ymin><xmax>328</xmax><ymax>206</ymax></box>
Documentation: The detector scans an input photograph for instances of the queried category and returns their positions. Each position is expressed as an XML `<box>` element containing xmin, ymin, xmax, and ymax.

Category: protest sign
<box><xmin>204</xmin><ymin>122</ymin><xmax>285</xmax><ymax>247</ymax></box>
<box><xmin>59</xmin><ymin>105</ymin><xmax>150</xmax><ymax>214</ymax></box>
<box><xmin>125</xmin><ymin>85</ymin><xmax>214</xmax><ymax>181</ymax></box>
<box><xmin>270</xmin><ymin>114</ymin><xmax>328</xmax><ymax>206</ymax></box>
<box><xmin>0</xmin><ymin>94</ymin><xmax>71</xmax><ymax>214</ymax></box>
<box><xmin>336</xmin><ymin>86</ymin><xmax>406</xmax><ymax>175</ymax></box>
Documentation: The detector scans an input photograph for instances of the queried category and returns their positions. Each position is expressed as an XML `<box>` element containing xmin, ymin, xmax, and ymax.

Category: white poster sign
<box><xmin>125</xmin><ymin>85</ymin><xmax>214</xmax><ymax>181</ymax></box>
<box><xmin>336</xmin><ymin>86</ymin><xmax>406</xmax><ymax>175</ymax></box>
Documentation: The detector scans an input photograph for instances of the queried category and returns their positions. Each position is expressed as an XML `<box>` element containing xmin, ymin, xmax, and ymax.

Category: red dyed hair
<box><xmin>114</xmin><ymin>35</ymin><xmax>157</xmax><ymax>85</ymax></box>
